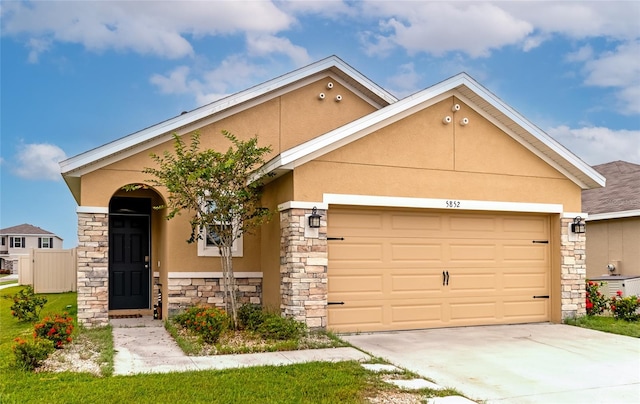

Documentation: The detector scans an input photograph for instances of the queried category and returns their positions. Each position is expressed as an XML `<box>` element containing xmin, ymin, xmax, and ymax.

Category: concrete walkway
<box><xmin>111</xmin><ymin>317</ymin><xmax>369</xmax><ymax>375</ymax></box>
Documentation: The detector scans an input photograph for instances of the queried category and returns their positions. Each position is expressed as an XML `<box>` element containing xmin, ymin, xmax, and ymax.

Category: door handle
<box><xmin>443</xmin><ymin>271</ymin><xmax>450</xmax><ymax>286</ymax></box>
<box><xmin>446</xmin><ymin>271</ymin><xmax>450</xmax><ymax>286</ymax></box>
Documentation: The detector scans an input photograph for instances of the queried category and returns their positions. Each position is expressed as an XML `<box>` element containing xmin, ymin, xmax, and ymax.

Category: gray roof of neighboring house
<box><xmin>0</xmin><ymin>223</ymin><xmax>56</xmax><ymax>236</ymax></box>
<box><xmin>582</xmin><ymin>161</ymin><xmax>640</xmax><ymax>215</ymax></box>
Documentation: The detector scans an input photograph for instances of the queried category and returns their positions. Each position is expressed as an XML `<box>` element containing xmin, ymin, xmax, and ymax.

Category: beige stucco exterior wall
<box><xmin>586</xmin><ymin>218</ymin><xmax>640</xmax><ymax>278</ymax></box>
<box><xmin>292</xmin><ymin>97</ymin><xmax>582</xmax><ymax>210</ymax></box>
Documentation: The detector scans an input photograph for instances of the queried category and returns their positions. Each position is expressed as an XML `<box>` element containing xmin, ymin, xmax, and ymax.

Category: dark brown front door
<box><xmin>109</xmin><ymin>214</ymin><xmax>150</xmax><ymax>310</ymax></box>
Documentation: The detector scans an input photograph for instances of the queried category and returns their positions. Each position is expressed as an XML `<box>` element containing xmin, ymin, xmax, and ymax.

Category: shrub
<box><xmin>257</xmin><ymin>313</ymin><xmax>306</xmax><ymax>341</ymax></box>
<box><xmin>610</xmin><ymin>290</ymin><xmax>640</xmax><ymax>322</ymax></box>
<box><xmin>174</xmin><ymin>306</ymin><xmax>230</xmax><ymax>343</ymax></box>
<box><xmin>7</xmin><ymin>286</ymin><xmax>48</xmax><ymax>322</ymax></box>
<box><xmin>237</xmin><ymin>303</ymin><xmax>265</xmax><ymax>331</ymax></box>
<box><xmin>585</xmin><ymin>281</ymin><xmax>609</xmax><ymax>316</ymax></box>
<box><xmin>34</xmin><ymin>312</ymin><xmax>75</xmax><ymax>348</ymax></box>
<box><xmin>12</xmin><ymin>337</ymin><xmax>55</xmax><ymax>371</ymax></box>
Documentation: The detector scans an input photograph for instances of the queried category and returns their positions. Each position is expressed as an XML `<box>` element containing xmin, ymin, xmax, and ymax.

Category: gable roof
<box><xmin>59</xmin><ymin>56</ymin><xmax>397</xmax><ymax>202</ymax></box>
<box><xmin>582</xmin><ymin>161</ymin><xmax>640</xmax><ymax>219</ymax></box>
<box><xmin>0</xmin><ymin>224</ymin><xmax>57</xmax><ymax>237</ymax></box>
<box><xmin>262</xmin><ymin>72</ymin><xmax>605</xmax><ymax>190</ymax></box>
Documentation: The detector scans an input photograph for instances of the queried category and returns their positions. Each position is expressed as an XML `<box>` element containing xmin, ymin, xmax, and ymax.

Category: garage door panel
<box><xmin>390</xmin><ymin>214</ymin><xmax>442</xmax><ymax>231</ymax></box>
<box><xmin>391</xmin><ymin>303</ymin><xmax>443</xmax><ymax>324</ymax></box>
<box><xmin>503</xmin><ymin>217</ymin><xmax>548</xmax><ymax>236</ymax></box>
<box><xmin>329</xmin><ymin>275</ymin><xmax>383</xmax><ymax>294</ymax></box>
<box><xmin>447</xmin><ymin>273</ymin><xmax>497</xmax><ymax>293</ymax></box>
<box><xmin>503</xmin><ymin>299</ymin><xmax>548</xmax><ymax>319</ymax></box>
<box><xmin>328</xmin><ymin>306</ymin><xmax>383</xmax><ymax>329</ymax></box>
<box><xmin>449</xmin><ymin>243</ymin><xmax>497</xmax><ymax>262</ymax></box>
<box><xmin>503</xmin><ymin>271</ymin><xmax>548</xmax><ymax>290</ymax></box>
<box><xmin>391</xmin><ymin>274</ymin><xmax>441</xmax><ymax>293</ymax></box>
<box><xmin>330</xmin><ymin>242</ymin><xmax>383</xmax><ymax>262</ymax></box>
<box><xmin>391</xmin><ymin>243</ymin><xmax>443</xmax><ymax>262</ymax></box>
<box><xmin>449</xmin><ymin>301</ymin><xmax>497</xmax><ymax>321</ymax></box>
<box><xmin>503</xmin><ymin>244</ymin><xmax>548</xmax><ymax>263</ymax></box>
<box><xmin>449</xmin><ymin>215</ymin><xmax>496</xmax><ymax>233</ymax></box>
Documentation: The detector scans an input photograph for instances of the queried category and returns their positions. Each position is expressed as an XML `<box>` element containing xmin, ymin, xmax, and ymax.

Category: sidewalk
<box><xmin>111</xmin><ymin>317</ymin><xmax>370</xmax><ymax>376</ymax></box>
<box><xmin>0</xmin><ymin>274</ymin><xmax>19</xmax><ymax>290</ymax></box>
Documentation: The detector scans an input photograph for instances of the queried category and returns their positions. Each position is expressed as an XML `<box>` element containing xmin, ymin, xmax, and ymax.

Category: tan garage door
<box><xmin>327</xmin><ymin>207</ymin><xmax>550</xmax><ymax>332</ymax></box>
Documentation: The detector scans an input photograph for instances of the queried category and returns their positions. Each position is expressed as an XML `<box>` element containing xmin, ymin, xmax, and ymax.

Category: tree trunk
<box><xmin>220</xmin><ymin>246</ymin><xmax>238</xmax><ymax>329</ymax></box>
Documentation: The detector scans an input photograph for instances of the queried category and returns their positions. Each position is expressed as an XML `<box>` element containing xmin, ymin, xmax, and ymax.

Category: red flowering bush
<box><xmin>585</xmin><ymin>281</ymin><xmax>609</xmax><ymax>316</ymax></box>
<box><xmin>34</xmin><ymin>312</ymin><xmax>75</xmax><ymax>348</ymax></box>
<box><xmin>174</xmin><ymin>306</ymin><xmax>230</xmax><ymax>343</ymax></box>
<box><xmin>610</xmin><ymin>290</ymin><xmax>640</xmax><ymax>322</ymax></box>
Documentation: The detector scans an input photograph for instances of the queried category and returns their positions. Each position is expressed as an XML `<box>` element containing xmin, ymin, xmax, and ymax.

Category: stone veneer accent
<box><xmin>280</xmin><ymin>208</ymin><xmax>328</xmax><ymax>328</ymax></box>
<box><xmin>77</xmin><ymin>212</ymin><xmax>109</xmax><ymax>328</ymax></box>
<box><xmin>167</xmin><ymin>277</ymin><xmax>261</xmax><ymax>316</ymax></box>
<box><xmin>561</xmin><ymin>216</ymin><xmax>587</xmax><ymax>319</ymax></box>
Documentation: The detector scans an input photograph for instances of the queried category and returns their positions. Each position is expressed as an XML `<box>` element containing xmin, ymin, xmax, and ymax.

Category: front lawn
<box><xmin>565</xmin><ymin>315</ymin><xmax>640</xmax><ymax>338</ymax></box>
<box><xmin>0</xmin><ymin>286</ymin><xmax>459</xmax><ymax>403</ymax></box>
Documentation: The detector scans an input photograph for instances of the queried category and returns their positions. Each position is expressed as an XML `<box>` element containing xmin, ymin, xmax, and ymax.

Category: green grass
<box><xmin>565</xmin><ymin>315</ymin><xmax>640</xmax><ymax>337</ymax></box>
<box><xmin>0</xmin><ymin>285</ymin><xmax>465</xmax><ymax>403</ymax></box>
<box><xmin>0</xmin><ymin>280</ymin><xmax>18</xmax><ymax>286</ymax></box>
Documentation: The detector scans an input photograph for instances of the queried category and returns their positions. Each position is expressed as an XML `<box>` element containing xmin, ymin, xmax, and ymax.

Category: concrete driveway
<box><xmin>343</xmin><ymin>323</ymin><xmax>640</xmax><ymax>403</ymax></box>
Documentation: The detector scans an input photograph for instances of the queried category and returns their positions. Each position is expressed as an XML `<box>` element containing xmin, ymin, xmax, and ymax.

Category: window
<box><xmin>10</xmin><ymin>237</ymin><xmax>25</xmax><ymax>248</ymax></box>
<box><xmin>197</xmin><ymin>201</ymin><xmax>243</xmax><ymax>257</ymax></box>
<box><xmin>39</xmin><ymin>237</ymin><xmax>54</xmax><ymax>249</ymax></box>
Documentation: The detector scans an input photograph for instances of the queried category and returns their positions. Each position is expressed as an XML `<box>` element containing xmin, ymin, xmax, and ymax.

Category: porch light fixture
<box><xmin>571</xmin><ymin>216</ymin><xmax>586</xmax><ymax>234</ymax></box>
<box><xmin>308</xmin><ymin>206</ymin><xmax>322</xmax><ymax>228</ymax></box>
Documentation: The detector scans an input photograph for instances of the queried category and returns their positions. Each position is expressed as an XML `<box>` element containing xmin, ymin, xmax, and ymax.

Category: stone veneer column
<box><xmin>280</xmin><ymin>207</ymin><xmax>328</xmax><ymax>328</ymax></box>
<box><xmin>560</xmin><ymin>216</ymin><xmax>587</xmax><ymax>319</ymax></box>
<box><xmin>77</xmin><ymin>212</ymin><xmax>109</xmax><ymax>327</ymax></box>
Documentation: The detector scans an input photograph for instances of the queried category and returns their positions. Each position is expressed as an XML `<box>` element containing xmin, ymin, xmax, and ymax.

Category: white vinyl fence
<box><xmin>18</xmin><ymin>248</ymin><xmax>77</xmax><ymax>293</ymax></box>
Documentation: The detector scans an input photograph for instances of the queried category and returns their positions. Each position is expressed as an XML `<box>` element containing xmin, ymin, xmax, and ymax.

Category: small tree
<box><xmin>143</xmin><ymin>131</ymin><xmax>272</xmax><ymax>327</ymax></box>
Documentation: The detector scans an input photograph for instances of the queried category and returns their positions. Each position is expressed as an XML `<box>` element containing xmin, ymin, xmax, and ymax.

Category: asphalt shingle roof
<box><xmin>582</xmin><ymin>161</ymin><xmax>640</xmax><ymax>215</ymax></box>
<box><xmin>0</xmin><ymin>223</ymin><xmax>55</xmax><ymax>236</ymax></box>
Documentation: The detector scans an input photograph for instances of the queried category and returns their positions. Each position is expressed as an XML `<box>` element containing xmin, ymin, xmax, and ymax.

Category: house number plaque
<box><xmin>445</xmin><ymin>200</ymin><xmax>461</xmax><ymax>208</ymax></box>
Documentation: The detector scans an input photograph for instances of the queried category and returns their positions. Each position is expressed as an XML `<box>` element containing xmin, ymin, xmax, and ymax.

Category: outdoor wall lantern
<box><xmin>308</xmin><ymin>206</ymin><xmax>322</xmax><ymax>228</ymax></box>
<box><xmin>571</xmin><ymin>216</ymin><xmax>586</xmax><ymax>234</ymax></box>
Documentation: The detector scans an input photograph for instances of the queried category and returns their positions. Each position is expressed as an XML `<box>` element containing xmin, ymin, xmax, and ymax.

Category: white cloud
<box><xmin>565</xmin><ymin>45</ymin><xmax>594</xmax><ymax>63</ymax></box>
<box><xmin>13</xmin><ymin>143</ymin><xmax>67</xmax><ymax>181</ymax></box>
<box><xmin>246</xmin><ymin>34</ymin><xmax>311</xmax><ymax>66</ymax></box>
<box><xmin>361</xmin><ymin>2</ymin><xmax>532</xmax><ymax>58</ymax></box>
<box><xmin>579</xmin><ymin>41</ymin><xmax>640</xmax><ymax>115</ymax></box>
<box><xmin>1</xmin><ymin>1</ymin><xmax>294</xmax><ymax>60</ymax></box>
<box><xmin>150</xmin><ymin>55</ymin><xmax>272</xmax><ymax>106</ymax></box>
<box><xmin>548</xmin><ymin>125</ymin><xmax>640</xmax><ymax>165</ymax></box>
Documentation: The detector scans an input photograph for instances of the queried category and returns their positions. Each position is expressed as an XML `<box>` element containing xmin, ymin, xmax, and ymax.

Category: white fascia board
<box><xmin>322</xmin><ymin>193</ymin><xmax>564</xmax><ymax>214</ymax></box>
<box><xmin>587</xmin><ymin>210</ymin><xmax>640</xmax><ymax>221</ymax></box>
<box><xmin>60</xmin><ymin>56</ymin><xmax>396</xmax><ymax>176</ymax></box>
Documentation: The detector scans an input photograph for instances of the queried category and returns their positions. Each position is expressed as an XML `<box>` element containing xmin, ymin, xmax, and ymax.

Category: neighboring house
<box><xmin>60</xmin><ymin>56</ymin><xmax>605</xmax><ymax>331</ymax></box>
<box><xmin>582</xmin><ymin>161</ymin><xmax>640</xmax><ymax>279</ymax></box>
<box><xmin>0</xmin><ymin>224</ymin><xmax>64</xmax><ymax>273</ymax></box>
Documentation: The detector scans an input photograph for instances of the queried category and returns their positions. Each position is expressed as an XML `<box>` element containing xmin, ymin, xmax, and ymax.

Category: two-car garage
<box><xmin>327</xmin><ymin>207</ymin><xmax>551</xmax><ymax>332</ymax></box>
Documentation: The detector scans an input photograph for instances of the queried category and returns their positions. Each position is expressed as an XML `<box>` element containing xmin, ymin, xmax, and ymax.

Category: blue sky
<box><xmin>1</xmin><ymin>1</ymin><xmax>639</xmax><ymax>248</ymax></box>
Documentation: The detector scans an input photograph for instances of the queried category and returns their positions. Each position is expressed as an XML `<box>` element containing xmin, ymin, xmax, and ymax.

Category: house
<box><xmin>60</xmin><ymin>56</ymin><xmax>604</xmax><ymax>331</ymax></box>
<box><xmin>0</xmin><ymin>224</ymin><xmax>64</xmax><ymax>273</ymax></box>
<box><xmin>582</xmin><ymin>161</ymin><xmax>640</xmax><ymax>279</ymax></box>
